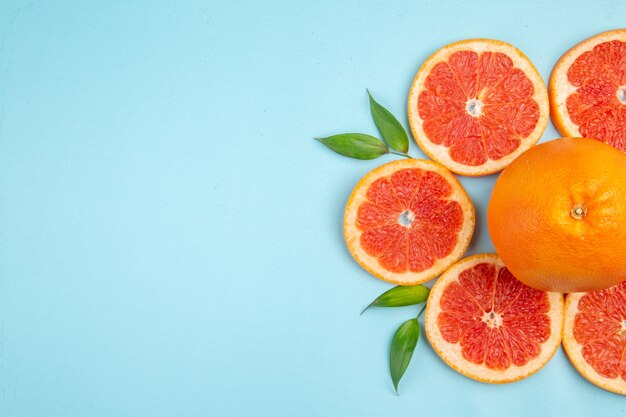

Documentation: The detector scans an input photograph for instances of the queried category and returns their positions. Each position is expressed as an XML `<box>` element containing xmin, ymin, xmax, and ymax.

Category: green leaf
<box><xmin>390</xmin><ymin>318</ymin><xmax>419</xmax><ymax>394</ymax></box>
<box><xmin>368</xmin><ymin>90</ymin><xmax>409</xmax><ymax>154</ymax></box>
<box><xmin>361</xmin><ymin>285</ymin><xmax>429</xmax><ymax>314</ymax></box>
<box><xmin>315</xmin><ymin>133</ymin><xmax>389</xmax><ymax>160</ymax></box>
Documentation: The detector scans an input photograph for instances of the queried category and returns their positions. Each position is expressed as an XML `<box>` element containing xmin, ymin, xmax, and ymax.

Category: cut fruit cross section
<box><xmin>408</xmin><ymin>39</ymin><xmax>549</xmax><ymax>176</ymax></box>
<box><xmin>550</xmin><ymin>29</ymin><xmax>626</xmax><ymax>153</ymax></box>
<box><xmin>344</xmin><ymin>159</ymin><xmax>474</xmax><ymax>285</ymax></box>
<box><xmin>564</xmin><ymin>282</ymin><xmax>626</xmax><ymax>396</ymax></box>
<box><xmin>425</xmin><ymin>254</ymin><xmax>564</xmax><ymax>383</ymax></box>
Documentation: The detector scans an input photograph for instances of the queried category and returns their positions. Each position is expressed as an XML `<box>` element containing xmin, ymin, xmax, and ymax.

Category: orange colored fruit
<box><xmin>488</xmin><ymin>137</ymin><xmax>626</xmax><ymax>293</ymax></box>
<box><xmin>344</xmin><ymin>159</ymin><xmax>474</xmax><ymax>285</ymax></box>
<box><xmin>563</xmin><ymin>283</ymin><xmax>626</xmax><ymax>396</ymax></box>
<box><xmin>425</xmin><ymin>254</ymin><xmax>564</xmax><ymax>383</ymax></box>
<box><xmin>407</xmin><ymin>39</ymin><xmax>549</xmax><ymax>176</ymax></box>
<box><xmin>550</xmin><ymin>29</ymin><xmax>626</xmax><ymax>152</ymax></box>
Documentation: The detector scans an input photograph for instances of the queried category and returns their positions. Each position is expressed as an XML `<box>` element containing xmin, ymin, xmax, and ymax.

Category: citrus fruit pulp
<box><xmin>344</xmin><ymin>159</ymin><xmax>474</xmax><ymax>285</ymax></box>
<box><xmin>488</xmin><ymin>137</ymin><xmax>626</xmax><ymax>293</ymax></box>
<box><xmin>550</xmin><ymin>30</ymin><xmax>626</xmax><ymax>152</ymax></box>
<box><xmin>564</xmin><ymin>282</ymin><xmax>626</xmax><ymax>396</ymax></box>
<box><xmin>425</xmin><ymin>254</ymin><xmax>564</xmax><ymax>383</ymax></box>
<box><xmin>408</xmin><ymin>39</ymin><xmax>549</xmax><ymax>176</ymax></box>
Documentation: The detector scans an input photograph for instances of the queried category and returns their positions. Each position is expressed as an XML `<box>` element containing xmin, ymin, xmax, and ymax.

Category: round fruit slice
<box><xmin>550</xmin><ymin>30</ymin><xmax>626</xmax><ymax>152</ymax></box>
<box><xmin>344</xmin><ymin>159</ymin><xmax>474</xmax><ymax>285</ymax></box>
<box><xmin>563</xmin><ymin>283</ymin><xmax>626</xmax><ymax>395</ymax></box>
<box><xmin>425</xmin><ymin>254</ymin><xmax>564</xmax><ymax>383</ymax></box>
<box><xmin>408</xmin><ymin>39</ymin><xmax>549</xmax><ymax>176</ymax></box>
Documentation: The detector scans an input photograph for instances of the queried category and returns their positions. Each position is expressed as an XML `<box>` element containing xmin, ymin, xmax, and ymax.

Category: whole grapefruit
<box><xmin>488</xmin><ymin>137</ymin><xmax>626</xmax><ymax>292</ymax></box>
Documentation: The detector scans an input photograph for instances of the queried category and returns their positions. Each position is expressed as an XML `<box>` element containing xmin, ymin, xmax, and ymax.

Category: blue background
<box><xmin>0</xmin><ymin>0</ymin><xmax>624</xmax><ymax>416</ymax></box>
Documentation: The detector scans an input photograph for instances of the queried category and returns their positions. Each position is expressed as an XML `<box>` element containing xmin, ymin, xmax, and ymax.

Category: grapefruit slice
<box><xmin>550</xmin><ymin>30</ymin><xmax>626</xmax><ymax>152</ymax></box>
<box><xmin>425</xmin><ymin>254</ymin><xmax>564</xmax><ymax>383</ymax></box>
<box><xmin>563</xmin><ymin>282</ymin><xmax>626</xmax><ymax>395</ymax></box>
<box><xmin>344</xmin><ymin>159</ymin><xmax>474</xmax><ymax>286</ymax></box>
<box><xmin>408</xmin><ymin>39</ymin><xmax>549</xmax><ymax>176</ymax></box>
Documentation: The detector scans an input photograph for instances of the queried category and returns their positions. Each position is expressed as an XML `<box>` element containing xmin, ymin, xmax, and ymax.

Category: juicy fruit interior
<box><xmin>574</xmin><ymin>281</ymin><xmax>626</xmax><ymax>379</ymax></box>
<box><xmin>437</xmin><ymin>262</ymin><xmax>551</xmax><ymax>370</ymax></box>
<box><xmin>566</xmin><ymin>40</ymin><xmax>626</xmax><ymax>152</ymax></box>
<box><xmin>418</xmin><ymin>50</ymin><xmax>539</xmax><ymax>166</ymax></box>
<box><xmin>356</xmin><ymin>168</ymin><xmax>463</xmax><ymax>273</ymax></box>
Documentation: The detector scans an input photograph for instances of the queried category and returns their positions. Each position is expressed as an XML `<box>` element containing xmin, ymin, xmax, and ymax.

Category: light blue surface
<box><xmin>0</xmin><ymin>1</ymin><xmax>625</xmax><ymax>416</ymax></box>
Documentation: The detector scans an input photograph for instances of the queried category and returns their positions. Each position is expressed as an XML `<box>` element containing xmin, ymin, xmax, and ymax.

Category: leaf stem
<box><xmin>416</xmin><ymin>304</ymin><xmax>427</xmax><ymax>319</ymax></box>
<box><xmin>360</xmin><ymin>302</ymin><xmax>374</xmax><ymax>316</ymax></box>
<box><xmin>389</xmin><ymin>150</ymin><xmax>413</xmax><ymax>159</ymax></box>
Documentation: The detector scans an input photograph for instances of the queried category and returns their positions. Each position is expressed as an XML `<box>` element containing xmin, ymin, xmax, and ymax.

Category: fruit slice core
<box><xmin>436</xmin><ymin>262</ymin><xmax>551</xmax><ymax>370</ymax></box>
<box><xmin>356</xmin><ymin>168</ymin><xmax>463</xmax><ymax>274</ymax></box>
<box><xmin>417</xmin><ymin>51</ymin><xmax>540</xmax><ymax>166</ymax></box>
<box><xmin>566</xmin><ymin>40</ymin><xmax>626</xmax><ymax>152</ymax></box>
<box><xmin>573</xmin><ymin>281</ymin><xmax>626</xmax><ymax>379</ymax></box>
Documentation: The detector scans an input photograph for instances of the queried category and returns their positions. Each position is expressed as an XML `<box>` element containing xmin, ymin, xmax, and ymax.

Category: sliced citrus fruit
<box><xmin>425</xmin><ymin>254</ymin><xmax>564</xmax><ymax>383</ymax></box>
<box><xmin>408</xmin><ymin>39</ymin><xmax>549</xmax><ymax>176</ymax></box>
<box><xmin>563</xmin><ymin>282</ymin><xmax>626</xmax><ymax>395</ymax></box>
<box><xmin>344</xmin><ymin>159</ymin><xmax>474</xmax><ymax>285</ymax></box>
<box><xmin>550</xmin><ymin>30</ymin><xmax>626</xmax><ymax>152</ymax></box>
